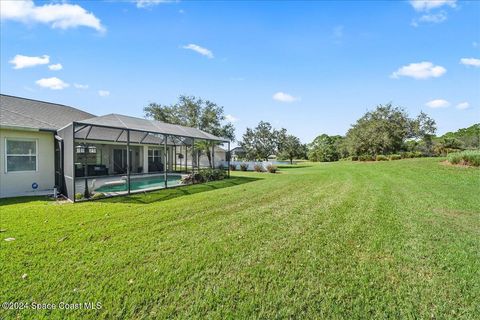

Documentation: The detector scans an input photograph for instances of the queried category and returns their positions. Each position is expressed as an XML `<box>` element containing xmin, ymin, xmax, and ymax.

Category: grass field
<box><xmin>1</xmin><ymin>158</ymin><xmax>479</xmax><ymax>319</ymax></box>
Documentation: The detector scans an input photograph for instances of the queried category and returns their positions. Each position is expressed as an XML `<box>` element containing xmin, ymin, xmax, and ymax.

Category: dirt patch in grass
<box><xmin>440</xmin><ymin>160</ymin><xmax>479</xmax><ymax>168</ymax></box>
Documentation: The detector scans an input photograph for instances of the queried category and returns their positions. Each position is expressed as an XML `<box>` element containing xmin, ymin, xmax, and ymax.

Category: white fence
<box><xmin>220</xmin><ymin>161</ymin><xmax>273</xmax><ymax>171</ymax></box>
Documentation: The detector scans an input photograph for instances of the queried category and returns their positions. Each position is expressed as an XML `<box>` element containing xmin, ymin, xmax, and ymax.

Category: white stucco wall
<box><xmin>0</xmin><ymin>128</ymin><xmax>55</xmax><ymax>198</ymax></box>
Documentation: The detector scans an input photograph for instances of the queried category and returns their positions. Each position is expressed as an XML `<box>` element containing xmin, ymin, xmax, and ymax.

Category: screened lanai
<box><xmin>57</xmin><ymin>114</ymin><xmax>230</xmax><ymax>202</ymax></box>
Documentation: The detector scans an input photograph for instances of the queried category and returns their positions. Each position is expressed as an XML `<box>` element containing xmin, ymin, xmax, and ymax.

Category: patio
<box><xmin>57</xmin><ymin>114</ymin><xmax>230</xmax><ymax>201</ymax></box>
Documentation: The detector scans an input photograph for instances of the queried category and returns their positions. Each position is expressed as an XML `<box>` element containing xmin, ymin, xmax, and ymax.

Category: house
<box><xmin>230</xmin><ymin>147</ymin><xmax>245</xmax><ymax>161</ymax></box>
<box><xmin>0</xmin><ymin>94</ymin><xmax>230</xmax><ymax>201</ymax></box>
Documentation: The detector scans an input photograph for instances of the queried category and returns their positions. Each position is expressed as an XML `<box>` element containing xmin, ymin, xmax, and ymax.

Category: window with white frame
<box><xmin>5</xmin><ymin>139</ymin><xmax>37</xmax><ymax>172</ymax></box>
<box><xmin>148</xmin><ymin>148</ymin><xmax>162</xmax><ymax>163</ymax></box>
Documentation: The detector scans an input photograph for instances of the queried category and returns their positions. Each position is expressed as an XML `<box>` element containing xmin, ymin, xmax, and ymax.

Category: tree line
<box><xmin>308</xmin><ymin>104</ymin><xmax>478</xmax><ymax>162</ymax></box>
<box><xmin>144</xmin><ymin>96</ymin><xmax>478</xmax><ymax>164</ymax></box>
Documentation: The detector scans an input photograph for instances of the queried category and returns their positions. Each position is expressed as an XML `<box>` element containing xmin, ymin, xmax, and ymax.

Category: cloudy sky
<box><xmin>1</xmin><ymin>0</ymin><xmax>479</xmax><ymax>143</ymax></box>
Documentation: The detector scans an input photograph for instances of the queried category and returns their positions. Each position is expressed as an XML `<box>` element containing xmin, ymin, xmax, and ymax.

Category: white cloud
<box><xmin>418</xmin><ymin>11</ymin><xmax>447</xmax><ymax>23</ymax></box>
<box><xmin>182</xmin><ymin>44</ymin><xmax>214</xmax><ymax>59</ymax></box>
<box><xmin>136</xmin><ymin>0</ymin><xmax>172</xmax><ymax>8</ymax></box>
<box><xmin>9</xmin><ymin>54</ymin><xmax>49</xmax><ymax>69</ymax></box>
<box><xmin>35</xmin><ymin>77</ymin><xmax>69</xmax><ymax>90</ymax></box>
<box><xmin>98</xmin><ymin>90</ymin><xmax>110</xmax><ymax>97</ymax></box>
<box><xmin>456</xmin><ymin>102</ymin><xmax>470</xmax><ymax>110</ymax></box>
<box><xmin>74</xmin><ymin>83</ymin><xmax>89</xmax><ymax>89</ymax></box>
<box><xmin>48</xmin><ymin>63</ymin><xmax>62</xmax><ymax>71</ymax></box>
<box><xmin>391</xmin><ymin>61</ymin><xmax>446</xmax><ymax>79</ymax></box>
<box><xmin>409</xmin><ymin>0</ymin><xmax>456</xmax><ymax>12</ymax></box>
<box><xmin>460</xmin><ymin>58</ymin><xmax>480</xmax><ymax>67</ymax></box>
<box><xmin>272</xmin><ymin>92</ymin><xmax>299</xmax><ymax>103</ymax></box>
<box><xmin>225</xmin><ymin>114</ymin><xmax>238</xmax><ymax>123</ymax></box>
<box><xmin>0</xmin><ymin>0</ymin><xmax>105</xmax><ymax>32</ymax></box>
<box><xmin>425</xmin><ymin>99</ymin><xmax>450</xmax><ymax>108</ymax></box>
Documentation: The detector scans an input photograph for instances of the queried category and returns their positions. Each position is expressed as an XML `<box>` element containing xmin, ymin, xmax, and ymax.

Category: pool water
<box><xmin>95</xmin><ymin>175</ymin><xmax>183</xmax><ymax>193</ymax></box>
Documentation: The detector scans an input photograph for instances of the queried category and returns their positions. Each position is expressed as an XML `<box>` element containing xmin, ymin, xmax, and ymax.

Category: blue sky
<box><xmin>1</xmin><ymin>0</ymin><xmax>479</xmax><ymax>144</ymax></box>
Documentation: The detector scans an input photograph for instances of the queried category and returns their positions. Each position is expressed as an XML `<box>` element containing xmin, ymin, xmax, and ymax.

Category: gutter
<box><xmin>0</xmin><ymin>125</ymin><xmax>56</xmax><ymax>133</ymax></box>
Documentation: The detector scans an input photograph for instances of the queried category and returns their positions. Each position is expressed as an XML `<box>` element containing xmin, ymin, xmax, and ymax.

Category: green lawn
<box><xmin>1</xmin><ymin>158</ymin><xmax>479</xmax><ymax>319</ymax></box>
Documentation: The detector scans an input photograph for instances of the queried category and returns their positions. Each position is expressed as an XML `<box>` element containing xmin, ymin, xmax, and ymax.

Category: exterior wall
<box><xmin>199</xmin><ymin>148</ymin><xmax>226</xmax><ymax>168</ymax></box>
<box><xmin>0</xmin><ymin>128</ymin><xmax>55</xmax><ymax>198</ymax></box>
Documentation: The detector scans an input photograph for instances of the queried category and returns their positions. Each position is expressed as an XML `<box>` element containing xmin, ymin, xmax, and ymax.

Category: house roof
<box><xmin>76</xmin><ymin>113</ymin><xmax>229</xmax><ymax>142</ymax></box>
<box><xmin>0</xmin><ymin>94</ymin><xmax>95</xmax><ymax>131</ymax></box>
<box><xmin>1</xmin><ymin>94</ymin><xmax>229</xmax><ymax>142</ymax></box>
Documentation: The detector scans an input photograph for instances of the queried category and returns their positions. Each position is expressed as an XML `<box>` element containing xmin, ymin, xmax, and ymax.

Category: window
<box><xmin>148</xmin><ymin>148</ymin><xmax>162</xmax><ymax>162</ymax></box>
<box><xmin>5</xmin><ymin>139</ymin><xmax>37</xmax><ymax>172</ymax></box>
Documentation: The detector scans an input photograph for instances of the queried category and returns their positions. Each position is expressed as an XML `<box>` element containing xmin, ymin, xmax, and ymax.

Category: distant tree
<box><xmin>440</xmin><ymin>123</ymin><xmax>479</xmax><ymax>149</ymax></box>
<box><xmin>144</xmin><ymin>95</ymin><xmax>235</xmax><ymax>168</ymax></box>
<box><xmin>278</xmin><ymin>134</ymin><xmax>304</xmax><ymax>164</ymax></box>
<box><xmin>308</xmin><ymin>134</ymin><xmax>344</xmax><ymax>162</ymax></box>
<box><xmin>433</xmin><ymin>137</ymin><xmax>464</xmax><ymax>155</ymax></box>
<box><xmin>344</xmin><ymin>104</ymin><xmax>415</xmax><ymax>156</ymax></box>
<box><xmin>411</xmin><ymin>111</ymin><xmax>437</xmax><ymax>154</ymax></box>
<box><xmin>240</xmin><ymin>121</ymin><xmax>279</xmax><ymax>161</ymax></box>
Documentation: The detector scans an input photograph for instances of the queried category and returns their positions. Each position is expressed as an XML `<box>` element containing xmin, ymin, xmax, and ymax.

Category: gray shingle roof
<box><xmin>76</xmin><ymin>113</ymin><xmax>228</xmax><ymax>142</ymax></box>
<box><xmin>0</xmin><ymin>94</ymin><xmax>95</xmax><ymax>131</ymax></box>
<box><xmin>1</xmin><ymin>95</ymin><xmax>228</xmax><ymax>142</ymax></box>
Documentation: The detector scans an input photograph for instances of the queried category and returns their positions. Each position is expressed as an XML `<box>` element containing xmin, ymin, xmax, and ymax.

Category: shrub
<box><xmin>198</xmin><ymin>168</ymin><xmax>226</xmax><ymax>181</ymax></box>
<box><xmin>376</xmin><ymin>155</ymin><xmax>389</xmax><ymax>161</ymax></box>
<box><xmin>402</xmin><ymin>151</ymin><xmax>423</xmax><ymax>159</ymax></box>
<box><xmin>359</xmin><ymin>155</ymin><xmax>374</xmax><ymax>161</ymax></box>
<box><xmin>253</xmin><ymin>164</ymin><xmax>264</xmax><ymax>172</ymax></box>
<box><xmin>91</xmin><ymin>192</ymin><xmax>106</xmax><ymax>200</ymax></box>
<box><xmin>389</xmin><ymin>154</ymin><xmax>401</xmax><ymax>160</ymax></box>
<box><xmin>447</xmin><ymin>150</ymin><xmax>480</xmax><ymax>167</ymax></box>
<box><xmin>351</xmin><ymin>156</ymin><xmax>359</xmax><ymax>161</ymax></box>
<box><xmin>266</xmin><ymin>164</ymin><xmax>277</xmax><ymax>173</ymax></box>
<box><xmin>240</xmin><ymin>163</ymin><xmax>248</xmax><ymax>171</ymax></box>
<box><xmin>181</xmin><ymin>173</ymin><xmax>204</xmax><ymax>184</ymax></box>
<box><xmin>229</xmin><ymin>164</ymin><xmax>237</xmax><ymax>171</ymax></box>
<box><xmin>75</xmin><ymin>193</ymin><xmax>84</xmax><ymax>200</ymax></box>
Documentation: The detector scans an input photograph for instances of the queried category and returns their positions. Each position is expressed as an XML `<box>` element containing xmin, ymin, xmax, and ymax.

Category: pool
<box><xmin>94</xmin><ymin>174</ymin><xmax>183</xmax><ymax>193</ymax></box>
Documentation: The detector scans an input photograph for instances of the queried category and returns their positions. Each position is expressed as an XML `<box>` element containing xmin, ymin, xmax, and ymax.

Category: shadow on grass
<box><xmin>0</xmin><ymin>195</ymin><xmax>54</xmax><ymax>206</ymax></box>
<box><xmin>101</xmin><ymin>176</ymin><xmax>262</xmax><ymax>205</ymax></box>
<box><xmin>277</xmin><ymin>164</ymin><xmax>312</xmax><ymax>170</ymax></box>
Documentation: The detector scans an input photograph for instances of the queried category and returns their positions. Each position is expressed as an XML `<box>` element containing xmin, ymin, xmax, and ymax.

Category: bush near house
<box><xmin>240</xmin><ymin>163</ymin><xmax>248</xmax><ymax>171</ymax></box>
<box><xmin>253</xmin><ymin>164</ymin><xmax>264</xmax><ymax>172</ymax></box>
<box><xmin>91</xmin><ymin>193</ymin><xmax>106</xmax><ymax>200</ymax></box>
<box><xmin>182</xmin><ymin>168</ymin><xmax>227</xmax><ymax>184</ymax></box>
<box><xmin>229</xmin><ymin>164</ymin><xmax>237</xmax><ymax>171</ymax></box>
<box><xmin>447</xmin><ymin>150</ymin><xmax>480</xmax><ymax>167</ymax></box>
<box><xmin>266</xmin><ymin>164</ymin><xmax>278</xmax><ymax>173</ymax></box>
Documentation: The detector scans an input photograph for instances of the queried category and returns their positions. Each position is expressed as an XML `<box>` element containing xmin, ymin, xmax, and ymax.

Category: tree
<box><xmin>440</xmin><ymin>123</ymin><xmax>479</xmax><ymax>149</ymax></box>
<box><xmin>344</xmin><ymin>104</ymin><xmax>413</xmax><ymax>156</ymax></box>
<box><xmin>240</xmin><ymin>121</ymin><xmax>279</xmax><ymax>161</ymax></box>
<box><xmin>144</xmin><ymin>95</ymin><xmax>235</xmax><ymax>168</ymax></box>
<box><xmin>308</xmin><ymin>134</ymin><xmax>344</xmax><ymax>162</ymax></box>
<box><xmin>278</xmin><ymin>134</ymin><xmax>304</xmax><ymax>164</ymax></box>
<box><xmin>433</xmin><ymin>137</ymin><xmax>464</xmax><ymax>155</ymax></box>
<box><xmin>411</xmin><ymin>111</ymin><xmax>437</xmax><ymax>154</ymax></box>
